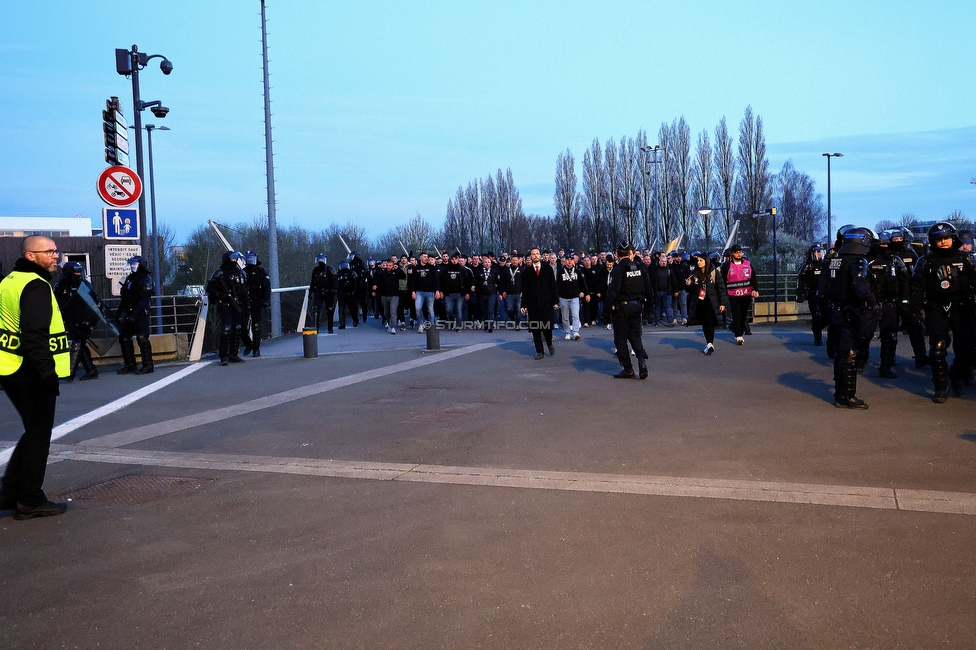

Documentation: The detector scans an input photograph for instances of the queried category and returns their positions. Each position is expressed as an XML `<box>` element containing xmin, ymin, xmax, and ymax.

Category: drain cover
<box><xmin>61</xmin><ymin>475</ymin><xmax>209</xmax><ymax>506</ymax></box>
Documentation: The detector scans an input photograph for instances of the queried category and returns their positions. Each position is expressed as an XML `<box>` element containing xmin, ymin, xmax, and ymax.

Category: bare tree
<box><xmin>582</xmin><ymin>138</ymin><xmax>606</xmax><ymax>250</ymax></box>
<box><xmin>692</xmin><ymin>129</ymin><xmax>715</xmax><ymax>249</ymax></box>
<box><xmin>603</xmin><ymin>138</ymin><xmax>620</xmax><ymax>245</ymax></box>
<box><xmin>554</xmin><ymin>149</ymin><xmax>583</xmax><ymax>250</ymax></box>
<box><xmin>616</xmin><ymin>136</ymin><xmax>642</xmax><ymax>245</ymax></box>
<box><xmin>770</xmin><ymin>160</ymin><xmax>823</xmax><ymax>241</ymax></box>
<box><xmin>657</xmin><ymin>122</ymin><xmax>676</xmax><ymax>241</ymax></box>
<box><xmin>672</xmin><ymin>117</ymin><xmax>693</xmax><ymax>241</ymax></box>
<box><xmin>736</xmin><ymin>106</ymin><xmax>771</xmax><ymax>248</ymax></box>
<box><xmin>713</xmin><ymin>116</ymin><xmax>737</xmax><ymax>239</ymax></box>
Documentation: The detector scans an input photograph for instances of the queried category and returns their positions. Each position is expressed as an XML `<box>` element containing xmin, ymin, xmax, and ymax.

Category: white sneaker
<box><xmin>573</xmin><ymin>333</ymin><xmax>581</xmax><ymax>341</ymax></box>
<box><xmin>606</xmin><ymin>324</ymin><xmax>612</xmax><ymax>331</ymax></box>
<box><xmin>418</xmin><ymin>325</ymin><xmax>425</xmax><ymax>333</ymax></box>
<box><xmin>704</xmin><ymin>343</ymin><xmax>714</xmax><ymax>355</ymax></box>
<box><xmin>736</xmin><ymin>336</ymin><xmax>744</xmax><ymax>345</ymax></box>
<box><xmin>565</xmin><ymin>333</ymin><xmax>572</xmax><ymax>340</ymax></box>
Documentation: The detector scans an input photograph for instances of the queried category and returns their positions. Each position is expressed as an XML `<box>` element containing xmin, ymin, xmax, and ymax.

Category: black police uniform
<box><xmin>206</xmin><ymin>253</ymin><xmax>250</xmax><ymax>365</ymax></box>
<box><xmin>825</xmin><ymin>229</ymin><xmax>877</xmax><ymax>408</ymax></box>
<box><xmin>242</xmin><ymin>260</ymin><xmax>271</xmax><ymax>356</ymax></box>
<box><xmin>863</xmin><ymin>243</ymin><xmax>909</xmax><ymax>377</ymax></box>
<box><xmin>796</xmin><ymin>246</ymin><xmax>826</xmax><ymax>346</ymax></box>
<box><xmin>910</xmin><ymin>224</ymin><xmax>976</xmax><ymax>402</ymax></box>
<box><xmin>117</xmin><ymin>257</ymin><xmax>155</xmax><ymax>374</ymax></box>
<box><xmin>54</xmin><ymin>264</ymin><xmax>101</xmax><ymax>380</ymax></box>
<box><xmin>890</xmin><ymin>231</ymin><xmax>928</xmax><ymax>366</ymax></box>
<box><xmin>310</xmin><ymin>261</ymin><xmax>338</xmax><ymax>333</ymax></box>
<box><xmin>603</xmin><ymin>248</ymin><xmax>653</xmax><ymax>379</ymax></box>
<box><xmin>335</xmin><ymin>262</ymin><xmax>359</xmax><ymax>328</ymax></box>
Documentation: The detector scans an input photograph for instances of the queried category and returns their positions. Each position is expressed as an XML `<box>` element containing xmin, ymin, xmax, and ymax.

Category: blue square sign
<box><xmin>103</xmin><ymin>207</ymin><xmax>140</xmax><ymax>240</ymax></box>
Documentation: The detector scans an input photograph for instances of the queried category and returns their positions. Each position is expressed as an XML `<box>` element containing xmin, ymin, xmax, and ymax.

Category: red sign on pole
<box><xmin>96</xmin><ymin>166</ymin><xmax>142</xmax><ymax>207</ymax></box>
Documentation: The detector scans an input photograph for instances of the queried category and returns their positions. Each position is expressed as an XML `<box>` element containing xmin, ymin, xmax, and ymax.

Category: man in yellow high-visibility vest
<box><xmin>0</xmin><ymin>235</ymin><xmax>71</xmax><ymax>519</ymax></box>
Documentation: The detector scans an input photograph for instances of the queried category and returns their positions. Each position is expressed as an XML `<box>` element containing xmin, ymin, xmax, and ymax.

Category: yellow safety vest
<box><xmin>0</xmin><ymin>271</ymin><xmax>71</xmax><ymax>378</ymax></box>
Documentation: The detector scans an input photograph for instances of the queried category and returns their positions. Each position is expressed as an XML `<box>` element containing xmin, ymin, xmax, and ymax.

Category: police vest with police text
<box><xmin>0</xmin><ymin>271</ymin><xmax>71</xmax><ymax>378</ymax></box>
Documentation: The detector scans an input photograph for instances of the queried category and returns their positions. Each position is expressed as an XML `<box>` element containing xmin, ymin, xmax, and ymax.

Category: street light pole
<box><xmin>260</xmin><ymin>0</ymin><xmax>282</xmax><ymax>337</ymax></box>
<box><xmin>145</xmin><ymin>124</ymin><xmax>169</xmax><ymax>334</ymax></box>
<box><xmin>118</xmin><ymin>45</ymin><xmax>172</xmax><ymax>257</ymax></box>
<box><xmin>823</xmin><ymin>152</ymin><xmax>843</xmax><ymax>241</ymax></box>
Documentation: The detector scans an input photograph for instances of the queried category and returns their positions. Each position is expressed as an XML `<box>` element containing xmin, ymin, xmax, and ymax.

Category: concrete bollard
<box><xmin>424</xmin><ymin>322</ymin><xmax>440</xmax><ymax>350</ymax></box>
<box><xmin>302</xmin><ymin>327</ymin><xmax>318</xmax><ymax>359</ymax></box>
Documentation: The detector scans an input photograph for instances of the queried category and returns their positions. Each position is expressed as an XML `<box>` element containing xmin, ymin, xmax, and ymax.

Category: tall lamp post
<box><xmin>115</xmin><ymin>45</ymin><xmax>172</xmax><ymax>257</ymax></box>
<box><xmin>641</xmin><ymin>144</ymin><xmax>662</xmax><ymax>247</ymax></box>
<box><xmin>822</xmin><ymin>153</ymin><xmax>843</xmax><ymax>242</ymax></box>
<box><xmin>145</xmin><ymin>124</ymin><xmax>169</xmax><ymax>334</ymax></box>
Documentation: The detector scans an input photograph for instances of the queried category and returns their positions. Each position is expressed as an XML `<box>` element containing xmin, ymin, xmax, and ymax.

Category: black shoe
<box><xmin>117</xmin><ymin>364</ymin><xmax>137</xmax><ymax>375</ymax></box>
<box><xmin>548</xmin><ymin>345</ymin><xmax>555</xmax><ymax>356</ymax></box>
<box><xmin>0</xmin><ymin>498</ymin><xmax>16</xmax><ymax>511</ymax></box>
<box><xmin>252</xmin><ymin>350</ymin><xmax>261</xmax><ymax>357</ymax></box>
<box><xmin>228</xmin><ymin>355</ymin><xmax>245</xmax><ymax>364</ymax></box>
<box><xmin>614</xmin><ymin>368</ymin><xmax>636</xmax><ymax>379</ymax></box>
<box><xmin>932</xmin><ymin>389</ymin><xmax>949</xmax><ymax>404</ymax></box>
<box><xmin>534</xmin><ymin>353</ymin><xmax>544</xmax><ymax>360</ymax></box>
<box><xmin>242</xmin><ymin>345</ymin><xmax>253</xmax><ymax>356</ymax></box>
<box><xmin>639</xmin><ymin>366</ymin><xmax>648</xmax><ymax>380</ymax></box>
<box><xmin>135</xmin><ymin>365</ymin><xmax>154</xmax><ymax>375</ymax></box>
<box><xmin>878</xmin><ymin>369</ymin><xmax>897</xmax><ymax>379</ymax></box>
<box><xmin>915</xmin><ymin>356</ymin><xmax>930</xmax><ymax>368</ymax></box>
<box><xmin>79</xmin><ymin>371</ymin><xmax>99</xmax><ymax>381</ymax></box>
<box><xmin>834</xmin><ymin>396</ymin><xmax>868</xmax><ymax>409</ymax></box>
<box><xmin>220</xmin><ymin>357</ymin><xmax>229</xmax><ymax>366</ymax></box>
<box><xmin>814</xmin><ymin>339</ymin><xmax>823</xmax><ymax>346</ymax></box>
<box><xmin>14</xmin><ymin>500</ymin><xmax>67</xmax><ymax>520</ymax></box>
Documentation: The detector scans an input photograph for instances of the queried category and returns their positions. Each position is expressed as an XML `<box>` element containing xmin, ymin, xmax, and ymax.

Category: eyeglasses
<box><xmin>29</xmin><ymin>249</ymin><xmax>60</xmax><ymax>256</ymax></box>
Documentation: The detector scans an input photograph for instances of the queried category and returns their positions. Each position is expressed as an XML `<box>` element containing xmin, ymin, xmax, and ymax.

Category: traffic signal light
<box><xmin>102</xmin><ymin>97</ymin><xmax>129</xmax><ymax>166</ymax></box>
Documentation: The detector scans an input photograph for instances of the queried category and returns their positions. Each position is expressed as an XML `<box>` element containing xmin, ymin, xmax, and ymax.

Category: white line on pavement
<box><xmin>49</xmin><ymin>445</ymin><xmax>976</xmax><ymax>516</ymax></box>
<box><xmin>0</xmin><ymin>363</ymin><xmax>210</xmax><ymax>466</ymax></box>
<box><xmin>81</xmin><ymin>342</ymin><xmax>497</xmax><ymax>449</ymax></box>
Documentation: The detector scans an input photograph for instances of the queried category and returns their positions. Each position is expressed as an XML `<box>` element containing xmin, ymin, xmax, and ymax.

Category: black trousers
<box><xmin>612</xmin><ymin>301</ymin><xmax>647</xmax><ymax>367</ymax></box>
<box><xmin>728</xmin><ymin>295</ymin><xmax>751</xmax><ymax>337</ymax></box>
<box><xmin>528</xmin><ymin>314</ymin><xmax>554</xmax><ymax>353</ymax></box>
<box><xmin>1</xmin><ymin>380</ymin><xmax>58</xmax><ymax>507</ymax></box>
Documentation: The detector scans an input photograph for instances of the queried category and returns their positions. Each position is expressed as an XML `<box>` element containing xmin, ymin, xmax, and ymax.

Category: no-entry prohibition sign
<box><xmin>96</xmin><ymin>165</ymin><xmax>142</xmax><ymax>207</ymax></box>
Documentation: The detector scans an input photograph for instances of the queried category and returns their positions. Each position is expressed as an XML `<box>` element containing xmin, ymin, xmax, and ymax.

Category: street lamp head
<box><xmin>822</xmin><ymin>152</ymin><xmax>844</xmax><ymax>158</ymax></box>
<box><xmin>698</xmin><ymin>206</ymin><xmax>713</xmax><ymax>216</ymax></box>
<box><xmin>160</xmin><ymin>58</ymin><xmax>174</xmax><ymax>75</ymax></box>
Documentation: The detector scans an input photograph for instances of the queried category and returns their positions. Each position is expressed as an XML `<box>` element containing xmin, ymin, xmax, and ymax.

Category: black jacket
<box><xmin>521</xmin><ymin>262</ymin><xmax>558</xmax><ymax>319</ymax></box>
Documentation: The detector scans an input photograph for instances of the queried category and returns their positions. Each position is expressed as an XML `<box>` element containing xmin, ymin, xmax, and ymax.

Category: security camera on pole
<box><xmin>114</xmin><ymin>45</ymin><xmax>172</xmax><ymax>261</ymax></box>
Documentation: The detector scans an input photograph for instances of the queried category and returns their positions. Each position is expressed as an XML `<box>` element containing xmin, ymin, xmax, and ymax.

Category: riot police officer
<box><xmin>825</xmin><ymin>227</ymin><xmax>878</xmax><ymax>409</ymax></box>
<box><xmin>910</xmin><ymin>222</ymin><xmax>976</xmax><ymax>402</ymax></box>
<box><xmin>603</xmin><ymin>242</ymin><xmax>653</xmax><ymax>379</ymax></box>
<box><xmin>347</xmin><ymin>252</ymin><xmax>370</xmax><ymax>323</ymax></box>
<box><xmin>310</xmin><ymin>253</ymin><xmax>337</xmax><ymax>333</ymax></box>
<box><xmin>819</xmin><ymin>224</ymin><xmax>856</xmax><ymax>359</ymax></box>
<box><xmin>117</xmin><ymin>255</ymin><xmax>155</xmax><ymax>375</ymax></box>
<box><xmin>54</xmin><ymin>261</ymin><xmax>100</xmax><ymax>381</ymax></box>
<box><xmin>207</xmin><ymin>250</ymin><xmax>249</xmax><ymax>366</ymax></box>
<box><xmin>796</xmin><ymin>243</ymin><xmax>826</xmax><ymax>346</ymax></box>
<box><xmin>241</xmin><ymin>250</ymin><xmax>271</xmax><ymax>357</ymax></box>
<box><xmin>335</xmin><ymin>259</ymin><xmax>359</xmax><ymax>329</ymax></box>
<box><xmin>889</xmin><ymin>226</ymin><xmax>928</xmax><ymax>367</ymax></box>
<box><xmin>863</xmin><ymin>232</ymin><xmax>909</xmax><ymax>378</ymax></box>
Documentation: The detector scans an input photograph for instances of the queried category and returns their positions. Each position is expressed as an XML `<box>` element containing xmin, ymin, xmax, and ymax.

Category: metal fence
<box><xmin>754</xmin><ymin>274</ymin><xmax>799</xmax><ymax>303</ymax></box>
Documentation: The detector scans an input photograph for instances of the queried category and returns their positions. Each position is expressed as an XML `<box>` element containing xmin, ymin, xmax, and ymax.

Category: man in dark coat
<box><xmin>520</xmin><ymin>246</ymin><xmax>558</xmax><ymax>359</ymax></box>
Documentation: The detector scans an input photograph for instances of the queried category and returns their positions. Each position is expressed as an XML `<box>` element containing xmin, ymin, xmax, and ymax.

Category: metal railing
<box><xmin>754</xmin><ymin>274</ymin><xmax>799</xmax><ymax>303</ymax></box>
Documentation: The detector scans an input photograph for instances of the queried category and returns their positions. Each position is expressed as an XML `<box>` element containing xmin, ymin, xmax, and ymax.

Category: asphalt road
<box><xmin>1</xmin><ymin>319</ymin><xmax>974</xmax><ymax>649</ymax></box>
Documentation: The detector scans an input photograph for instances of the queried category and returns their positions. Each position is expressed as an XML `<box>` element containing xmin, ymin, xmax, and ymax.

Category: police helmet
<box><xmin>878</xmin><ymin>231</ymin><xmax>892</xmax><ymax>246</ymax></box>
<box><xmin>244</xmin><ymin>250</ymin><xmax>258</xmax><ymax>265</ymax></box>
<box><xmin>839</xmin><ymin>227</ymin><xmax>877</xmax><ymax>256</ymax></box>
<box><xmin>222</xmin><ymin>250</ymin><xmax>243</xmax><ymax>264</ymax></box>
<box><xmin>808</xmin><ymin>243</ymin><xmax>825</xmax><ymax>257</ymax></box>
<box><xmin>957</xmin><ymin>229</ymin><xmax>974</xmax><ymax>247</ymax></box>
<box><xmin>680</xmin><ymin>252</ymin><xmax>690</xmax><ymax>262</ymax></box>
<box><xmin>60</xmin><ymin>260</ymin><xmax>83</xmax><ymax>279</ymax></box>
<box><xmin>315</xmin><ymin>253</ymin><xmax>327</xmax><ymax>264</ymax></box>
<box><xmin>927</xmin><ymin>222</ymin><xmax>957</xmax><ymax>246</ymax></box>
<box><xmin>708</xmin><ymin>251</ymin><xmax>721</xmax><ymax>265</ymax></box>
<box><xmin>836</xmin><ymin>224</ymin><xmax>856</xmax><ymax>242</ymax></box>
<box><xmin>127</xmin><ymin>255</ymin><xmax>147</xmax><ymax>273</ymax></box>
<box><xmin>339</xmin><ymin>260</ymin><xmax>350</xmax><ymax>270</ymax></box>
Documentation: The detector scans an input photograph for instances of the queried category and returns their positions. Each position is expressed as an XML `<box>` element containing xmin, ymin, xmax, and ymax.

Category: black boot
<box><xmin>931</xmin><ymin>341</ymin><xmax>949</xmax><ymax>403</ymax></box>
<box><xmin>135</xmin><ymin>336</ymin><xmax>155</xmax><ymax>374</ymax></box>
<box><xmin>219</xmin><ymin>332</ymin><xmax>230</xmax><ymax>366</ymax></box>
<box><xmin>878</xmin><ymin>338</ymin><xmax>897</xmax><ymax>378</ymax></box>
<box><xmin>117</xmin><ymin>338</ymin><xmax>138</xmax><ymax>374</ymax></box>
<box><xmin>251</xmin><ymin>323</ymin><xmax>262</xmax><ymax>357</ymax></box>
<box><xmin>834</xmin><ymin>349</ymin><xmax>868</xmax><ymax>409</ymax></box>
<box><xmin>78</xmin><ymin>340</ymin><xmax>99</xmax><ymax>380</ymax></box>
<box><xmin>228</xmin><ymin>330</ymin><xmax>245</xmax><ymax>363</ymax></box>
<box><xmin>637</xmin><ymin>357</ymin><xmax>648</xmax><ymax>380</ymax></box>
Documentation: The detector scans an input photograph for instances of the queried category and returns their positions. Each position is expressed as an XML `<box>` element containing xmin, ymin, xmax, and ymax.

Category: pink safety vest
<box><xmin>725</xmin><ymin>260</ymin><xmax>753</xmax><ymax>297</ymax></box>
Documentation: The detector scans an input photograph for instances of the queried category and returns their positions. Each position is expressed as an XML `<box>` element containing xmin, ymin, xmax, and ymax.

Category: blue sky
<box><xmin>1</xmin><ymin>1</ymin><xmax>974</xmax><ymax>243</ymax></box>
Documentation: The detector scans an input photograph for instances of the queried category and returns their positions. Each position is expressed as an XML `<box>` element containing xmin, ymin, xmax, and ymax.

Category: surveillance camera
<box><xmin>160</xmin><ymin>59</ymin><xmax>173</xmax><ymax>75</ymax></box>
<box><xmin>151</xmin><ymin>106</ymin><xmax>170</xmax><ymax>118</ymax></box>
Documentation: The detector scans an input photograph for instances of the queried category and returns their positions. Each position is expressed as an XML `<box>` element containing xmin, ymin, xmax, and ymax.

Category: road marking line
<box><xmin>0</xmin><ymin>363</ymin><xmax>210</xmax><ymax>466</ymax></box>
<box><xmin>82</xmin><ymin>342</ymin><xmax>497</xmax><ymax>449</ymax></box>
<box><xmin>48</xmin><ymin>445</ymin><xmax>976</xmax><ymax>516</ymax></box>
